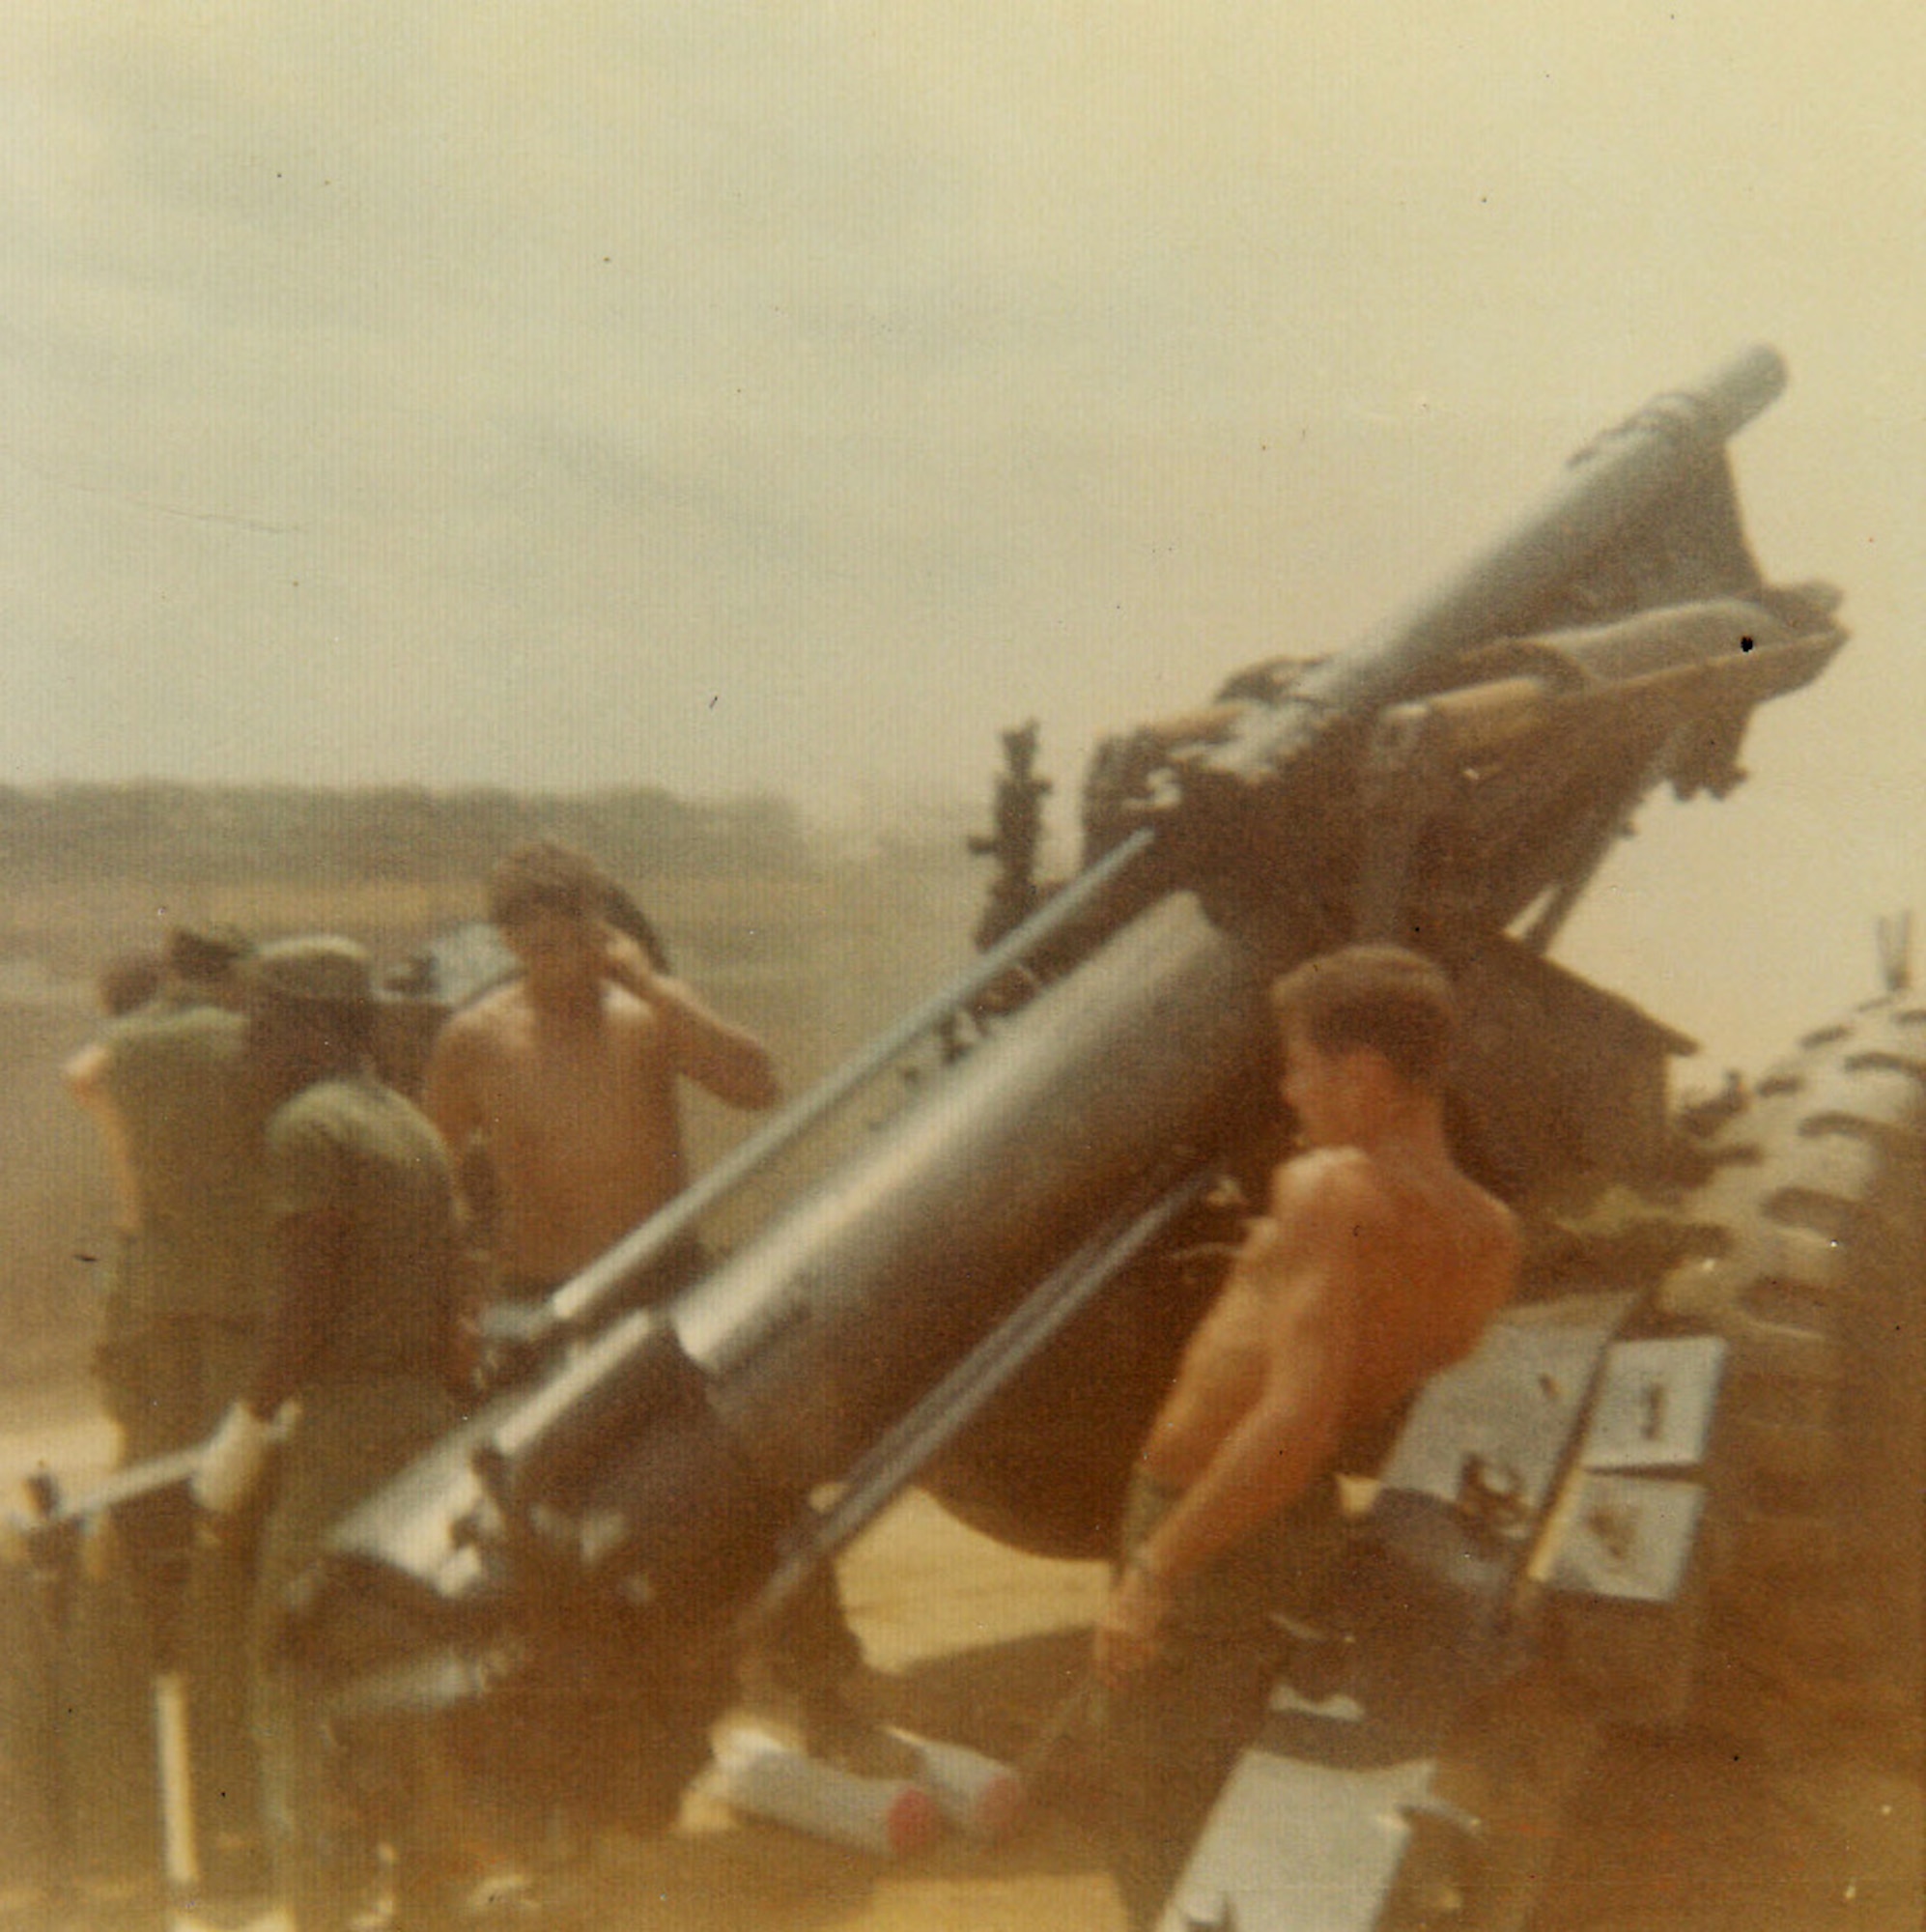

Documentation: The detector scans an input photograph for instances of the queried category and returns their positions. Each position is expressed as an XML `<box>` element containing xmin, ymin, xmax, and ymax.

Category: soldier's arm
<box><xmin>1095</xmin><ymin>1159</ymin><xmax>1368</xmax><ymax>1685</ymax></box>
<box><xmin>63</xmin><ymin>1039</ymin><xmax>143</xmax><ymax>1233</ymax></box>
<box><xmin>603</xmin><ymin>931</ymin><xmax>780</xmax><ymax>1111</ymax></box>
<box><xmin>63</xmin><ymin>1038</ymin><xmax>108</xmax><ymax>1105</ymax></box>
<box><xmin>1131</xmin><ymin>1160</ymin><xmax>1363</xmax><ymax>1590</ymax></box>
<box><xmin>195</xmin><ymin>1203</ymin><xmax>346</xmax><ymax>1515</ymax></box>
<box><xmin>421</xmin><ymin>1010</ymin><xmax>488</xmax><ymax>1160</ymax></box>
<box><xmin>244</xmin><ymin>1206</ymin><xmax>349</xmax><ymax>1417</ymax></box>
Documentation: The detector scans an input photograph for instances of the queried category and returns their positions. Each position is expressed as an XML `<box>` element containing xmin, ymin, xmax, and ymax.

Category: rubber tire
<box><xmin>1657</xmin><ymin>995</ymin><xmax>1926</xmax><ymax>1741</ymax></box>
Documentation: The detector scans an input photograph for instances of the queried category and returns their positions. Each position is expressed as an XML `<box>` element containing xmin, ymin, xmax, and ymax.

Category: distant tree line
<box><xmin>0</xmin><ymin>781</ymin><xmax>810</xmax><ymax>887</ymax></box>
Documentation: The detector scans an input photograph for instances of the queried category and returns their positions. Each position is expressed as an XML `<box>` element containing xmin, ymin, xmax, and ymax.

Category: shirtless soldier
<box><xmin>423</xmin><ymin>838</ymin><xmax>779</xmax><ymax>1302</ymax></box>
<box><xmin>1092</xmin><ymin>944</ymin><xmax>1519</xmax><ymax>1927</ymax></box>
<box><xmin>424</xmin><ymin>840</ymin><xmax>904</xmax><ymax>1774</ymax></box>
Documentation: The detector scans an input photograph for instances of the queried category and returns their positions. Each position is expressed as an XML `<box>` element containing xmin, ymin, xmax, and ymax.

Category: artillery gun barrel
<box><xmin>329</xmin><ymin>891</ymin><xmax>1271</xmax><ymax>1610</ymax></box>
<box><xmin>1203</xmin><ymin>344</ymin><xmax>1788</xmax><ymax>788</ymax></box>
<box><xmin>316</xmin><ymin>345</ymin><xmax>1805</xmax><ymax>1680</ymax></box>
<box><xmin>535</xmin><ymin>824</ymin><xmax>1152</xmax><ymax>1344</ymax></box>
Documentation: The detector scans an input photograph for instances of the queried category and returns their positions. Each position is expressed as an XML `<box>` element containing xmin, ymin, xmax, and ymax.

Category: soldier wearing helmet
<box><xmin>194</xmin><ymin>936</ymin><xmax>479</xmax><ymax>1930</ymax></box>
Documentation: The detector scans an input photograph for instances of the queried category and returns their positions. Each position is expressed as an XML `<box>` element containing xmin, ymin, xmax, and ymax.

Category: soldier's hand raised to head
<box><xmin>598</xmin><ymin>919</ymin><xmax>658</xmax><ymax>997</ymax></box>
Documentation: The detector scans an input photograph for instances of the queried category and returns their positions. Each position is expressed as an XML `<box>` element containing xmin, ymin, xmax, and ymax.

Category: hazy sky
<box><xmin>3</xmin><ymin>3</ymin><xmax>1923</xmax><ymax>1067</ymax></box>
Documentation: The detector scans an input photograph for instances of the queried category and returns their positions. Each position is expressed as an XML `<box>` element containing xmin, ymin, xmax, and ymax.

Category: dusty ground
<box><xmin>3</xmin><ymin>1397</ymin><xmax>1918</xmax><ymax>1932</ymax></box>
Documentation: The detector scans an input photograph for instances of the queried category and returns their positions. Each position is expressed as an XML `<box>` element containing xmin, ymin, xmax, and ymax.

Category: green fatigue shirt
<box><xmin>99</xmin><ymin>999</ymin><xmax>267</xmax><ymax>1329</ymax></box>
<box><xmin>246</xmin><ymin>1070</ymin><xmax>466</xmax><ymax>1909</ymax></box>
<box><xmin>255</xmin><ymin>1068</ymin><xmax>464</xmax><ymax>1399</ymax></box>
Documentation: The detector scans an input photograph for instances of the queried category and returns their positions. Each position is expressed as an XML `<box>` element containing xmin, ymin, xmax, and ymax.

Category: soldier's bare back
<box><xmin>1139</xmin><ymin>1138</ymin><xmax>1515</xmax><ymax>1495</ymax></box>
<box><xmin>1098</xmin><ymin>981</ymin><xmax>1519</xmax><ymax>1656</ymax></box>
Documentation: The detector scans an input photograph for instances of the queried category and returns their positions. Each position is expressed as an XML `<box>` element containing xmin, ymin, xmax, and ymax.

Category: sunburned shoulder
<box><xmin>1272</xmin><ymin>1147</ymin><xmax>1515</xmax><ymax>1255</ymax></box>
<box><xmin>1270</xmin><ymin>1146</ymin><xmax>1388</xmax><ymax>1223</ymax></box>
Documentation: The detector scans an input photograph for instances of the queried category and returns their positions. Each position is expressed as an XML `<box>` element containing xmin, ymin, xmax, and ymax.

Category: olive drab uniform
<box><xmin>247</xmin><ymin>1067</ymin><xmax>466</xmax><ymax>1928</ymax></box>
<box><xmin>96</xmin><ymin>993</ymin><xmax>269</xmax><ymax>1455</ymax></box>
<box><xmin>73</xmin><ymin>991</ymin><xmax>270</xmax><ymax>1886</ymax></box>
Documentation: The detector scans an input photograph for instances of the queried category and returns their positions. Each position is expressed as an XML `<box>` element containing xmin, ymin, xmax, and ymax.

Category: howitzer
<box><xmin>295</xmin><ymin>348</ymin><xmax>1922</xmax><ymax>1925</ymax></box>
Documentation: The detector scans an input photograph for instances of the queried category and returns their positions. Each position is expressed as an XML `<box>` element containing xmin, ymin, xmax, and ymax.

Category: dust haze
<box><xmin>3</xmin><ymin>4</ymin><xmax>1923</xmax><ymax>1065</ymax></box>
